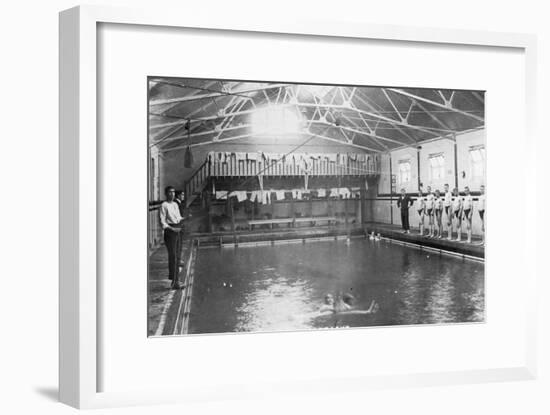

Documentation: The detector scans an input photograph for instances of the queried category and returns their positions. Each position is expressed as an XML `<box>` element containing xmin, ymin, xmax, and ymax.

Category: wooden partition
<box><xmin>148</xmin><ymin>206</ymin><xmax>163</xmax><ymax>249</ymax></box>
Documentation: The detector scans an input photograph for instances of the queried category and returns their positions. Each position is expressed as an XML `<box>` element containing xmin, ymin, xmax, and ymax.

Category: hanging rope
<box><xmin>183</xmin><ymin>119</ymin><xmax>193</xmax><ymax>168</ymax></box>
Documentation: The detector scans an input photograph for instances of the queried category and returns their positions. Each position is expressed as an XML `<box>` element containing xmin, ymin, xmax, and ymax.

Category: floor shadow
<box><xmin>34</xmin><ymin>386</ymin><xmax>58</xmax><ymax>402</ymax></box>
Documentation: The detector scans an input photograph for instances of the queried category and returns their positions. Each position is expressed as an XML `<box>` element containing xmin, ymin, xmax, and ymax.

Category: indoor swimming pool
<box><xmin>188</xmin><ymin>238</ymin><xmax>485</xmax><ymax>334</ymax></box>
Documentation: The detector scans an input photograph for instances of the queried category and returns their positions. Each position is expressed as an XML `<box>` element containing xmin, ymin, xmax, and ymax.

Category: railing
<box><xmin>207</xmin><ymin>153</ymin><xmax>379</xmax><ymax>178</ymax></box>
<box><xmin>181</xmin><ymin>153</ymin><xmax>379</xmax><ymax>208</ymax></box>
<box><xmin>148</xmin><ymin>204</ymin><xmax>163</xmax><ymax>250</ymax></box>
<box><xmin>184</xmin><ymin>158</ymin><xmax>211</xmax><ymax>207</ymax></box>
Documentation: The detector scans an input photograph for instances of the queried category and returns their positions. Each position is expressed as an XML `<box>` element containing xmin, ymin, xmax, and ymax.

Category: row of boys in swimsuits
<box><xmin>406</xmin><ymin>184</ymin><xmax>485</xmax><ymax>244</ymax></box>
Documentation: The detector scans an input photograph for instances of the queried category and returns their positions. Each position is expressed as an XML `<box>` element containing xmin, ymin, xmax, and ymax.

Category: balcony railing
<box><xmin>207</xmin><ymin>152</ymin><xmax>379</xmax><ymax>178</ymax></box>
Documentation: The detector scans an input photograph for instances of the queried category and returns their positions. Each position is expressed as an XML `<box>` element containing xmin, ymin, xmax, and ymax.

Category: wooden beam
<box><xmin>382</xmin><ymin>88</ymin><xmax>405</xmax><ymax>122</ymax></box>
<box><xmin>161</xmin><ymin>133</ymin><xmax>256</xmax><ymax>152</ymax></box>
<box><xmin>308</xmin><ymin>98</ymin><xmax>443</xmax><ymax>138</ymax></box>
<box><xmin>158</xmin><ymin>124</ymin><xmax>250</xmax><ymax>145</ymax></box>
<box><xmin>471</xmin><ymin>91</ymin><xmax>485</xmax><ymax>105</ymax></box>
<box><xmin>149</xmin><ymin>100</ymin><xmax>256</xmax><ymax>130</ymax></box>
<box><xmin>340</xmin><ymin>113</ymin><xmax>389</xmax><ymax>151</ymax></box>
<box><xmin>352</xmin><ymin>91</ymin><xmax>422</xmax><ymax>142</ymax></box>
<box><xmin>388</xmin><ymin>88</ymin><xmax>485</xmax><ymax>123</ymax></box>
<box><xmin>413</xmin><ymin>100</ymin><xmax>453</xmax><ymax>131</ymax></box>
<box><xmin>150</xmin><ymin>83</ymin><xmax>287</xmax><ymax>106</ymax></box>
<box><xmin>308</xmin><ymin>132</ymin><xmax>381</xmax><ymax>152</ymax></box>
<box><xmin>310</xmin><ymin>120</ymin><xmax>410</xmax><ymax>147</ymax></box>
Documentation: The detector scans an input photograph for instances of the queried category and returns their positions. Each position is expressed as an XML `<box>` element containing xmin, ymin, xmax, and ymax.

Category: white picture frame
<box><xmin>59</xmin><ymin>4</ymin><xmax>538</xmax><ymax>409</ymax></box>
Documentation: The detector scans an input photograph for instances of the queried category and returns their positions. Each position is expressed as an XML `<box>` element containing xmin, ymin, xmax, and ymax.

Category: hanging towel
<box><xmin>340</xmin><ymin>188</ymin><xmax>351</xmax><ymax>199</ymax></box>
<box><xmin>292</xmin><ymin>190</ymin><xmax>303</xmax><ymax>200</ymax></box>
<box><xmin>275</xmin><ymin>190</ymin><xmax>286</xmax><ymax>201</ymax></box>
<box><xmin>216</xmin><ymin>191</ymin><xmax>228</xmax><ymax>200</ymax></box>
<box><xmin>251</xmin><ymin>190</ymin><xmax>263</xmax><ymax>203</ymax></box>
<box><xmin>235</xmin><ymin>152</ymin><xmax>247</xmax><ymax>161</ymax></box>
<box><xmin>338</xmin><ymin>154</ymin><xmax>347</xmax><ymax>165</ymax></box>
<box><xmin>184</xmin><ymin>146</ymin><xmax>193</xmax><ymax>168</ymax></box>
<box><xmin>330</xmin><ymin>188</ymin><xmax>340</xmax><ymax>198</ymax></box>
<box><xmin>247</xmin><ymin>152</ymin><xmax>259</xmax><ymax>160</ymax></box>
<box><xmin>236</xmin><ymin>191</ymin><xmax>248</xmax><ymax>202</ymax></box>
<box><xmin>317</xmin><ymin>189</ymin><xmax>326</xmax><ymax>197</ymax></box>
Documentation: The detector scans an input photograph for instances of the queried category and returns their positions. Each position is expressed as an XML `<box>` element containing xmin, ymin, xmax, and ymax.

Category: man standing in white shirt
<box><xmin>159</xmin><ymin>186</ymin><xmax>184</xmax><ymax>290</ymax></box>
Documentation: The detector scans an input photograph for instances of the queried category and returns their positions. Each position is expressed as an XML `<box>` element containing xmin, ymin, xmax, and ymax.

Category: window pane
<box><xmin>469</xmin><ymin>146</ymin><xmax>485</xmax><ymax>179</ymax></box>
<box><xmin>429</xmin><ymin>155</ymin><xmax>445</xmax><ymax>180</ymax></box>
<box><xmin>399</xmin><ymin>161</ymin><xmax>411</xmax><ymax>183</ymax></box>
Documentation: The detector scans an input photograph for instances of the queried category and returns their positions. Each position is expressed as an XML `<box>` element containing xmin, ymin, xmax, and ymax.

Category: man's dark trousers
<box><xmin>400</xmin><ymin>209</ymin><xmax>410</xmax><ymax>231</ymax></box>
<box><xmin>397</xmin><ymin>195</ymin><xmax>412</xmax><ymax>231</ymax></box>
<box><xmin>163</xmin><ymin>228</ymin><xmax>180</xmax><ymax>281</ymax></box>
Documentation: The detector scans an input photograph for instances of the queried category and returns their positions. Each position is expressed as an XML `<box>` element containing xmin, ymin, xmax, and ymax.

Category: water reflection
<box><xmin>235</xmin><ymin>274</ymin><xmax>317</xmax><ymax>332</ymax></box>
<box><xmin>189</xmin><ymin>240</ymin><xmax>485</xmax><ymax>334</ymax></box>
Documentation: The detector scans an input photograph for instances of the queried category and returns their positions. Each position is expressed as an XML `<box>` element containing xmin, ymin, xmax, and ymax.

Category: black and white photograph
<box><xmin>148</xmin><ymin>78</ymin><xmax>485</xmax><ymax>336</ymax></box>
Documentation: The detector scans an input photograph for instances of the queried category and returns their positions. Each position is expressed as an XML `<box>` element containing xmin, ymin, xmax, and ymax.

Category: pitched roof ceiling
<box><xmin>149</xmin><ymin>78</ymin><xmax>485</xmax><ymax>153</ymax></box>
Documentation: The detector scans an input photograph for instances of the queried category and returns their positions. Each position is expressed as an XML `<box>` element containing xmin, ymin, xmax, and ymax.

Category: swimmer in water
<box><xmin>319</xmin><ymin>293</ymin><xmax>378</xmax><ymax>316</ymax></box>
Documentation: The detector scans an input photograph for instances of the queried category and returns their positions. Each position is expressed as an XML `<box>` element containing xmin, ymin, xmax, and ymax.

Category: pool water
<box><xmin>188</xmin><ymin>238</ymin><xmax>484</xmax><ymax>334</ymax></box>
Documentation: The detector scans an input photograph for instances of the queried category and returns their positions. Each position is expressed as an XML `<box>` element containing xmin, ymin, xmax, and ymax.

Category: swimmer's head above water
<box><xmin>342</xmin><ymin>293</ymin><xmax>355</xmax><ymax>306</ymax></box>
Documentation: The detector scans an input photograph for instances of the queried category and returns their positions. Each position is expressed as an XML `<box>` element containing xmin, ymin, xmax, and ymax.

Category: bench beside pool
<box><xmin>248</xmin><ymin>216</ymin><xmax>337</xmax><ymax>230</ymax></box>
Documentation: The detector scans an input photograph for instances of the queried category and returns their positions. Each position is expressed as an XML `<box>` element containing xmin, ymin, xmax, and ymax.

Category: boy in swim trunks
<box><xmin>462</xmin><ymin>186</ymin><xmax>473</xmax><ymax>243</ymax></box>
<box><xmin>443</xmin><ymin>183</ymin><xmax>453</xmax><ymax>239</ymax></box>
<box><xmin>424</xmin><ymin>186</ymin><xmax>435</xmax><ymax>237</ymax></box>
<box><xmin>478</xmin><ymin>185</ymin><xmax>485</xmax><ymax>245</ymax></box>
<box><xmin>434</xmin><ymin>189</ymin><xmax>443</xmax><ymax>238</ymax></box>
<box><xmin>451</xmin><ymin>187</ymin><xmax>463</xmax><ymax>241</ymax></box>
<box><xmin>415</xmin><ymin>189</ymin><xmax>425</xmax><ymax>236</ymax></box>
